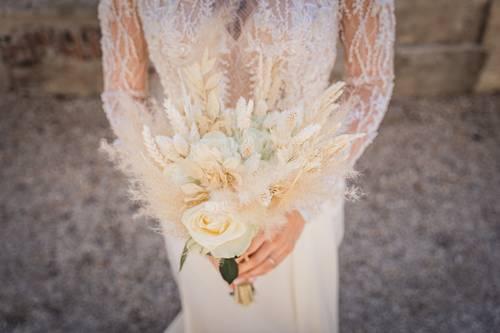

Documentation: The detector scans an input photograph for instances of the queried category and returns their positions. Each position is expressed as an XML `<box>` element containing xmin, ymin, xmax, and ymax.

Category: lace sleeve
<box><xmin>339</xmin><ymin>0</ymin><xmax>395</xmax><ymax>166</ymax></box>
<box><xmin>98</xmin><ymin>0</ymin><xmax>152</xmax><ymax>142</ymax></box>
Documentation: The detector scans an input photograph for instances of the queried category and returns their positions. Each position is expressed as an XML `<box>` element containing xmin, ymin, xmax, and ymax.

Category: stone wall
<box><xmin>0</xmin><ymin>0</ymin><xmax>499</xmax><ymax>97</ymax></box>
<box><xmin>0</xmin><ymin>5</ymin><xmax>101</xmax><ymax>96</ymax></box>
<box><xmin>476</xmin><ymin>0</ymin><xmax>500</xmax><ymax>93</ymax></box>
<box><xmin>394</xmin><ymin>0</ymin><xmax>497</xmax><ymax>96</ymax></box>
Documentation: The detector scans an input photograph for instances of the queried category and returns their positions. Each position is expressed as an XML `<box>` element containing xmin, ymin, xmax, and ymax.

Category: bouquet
<box><xmin>102</xmin><ymin>48</ymin><xmax>362</xmax><ymax>306</ymax></box>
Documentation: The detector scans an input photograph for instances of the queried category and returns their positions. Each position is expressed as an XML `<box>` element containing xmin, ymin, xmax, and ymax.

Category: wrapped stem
<box><xmin>232</xmin><ymin>281</ymin><xmax>255</xmax><ymax>306</ymax></box>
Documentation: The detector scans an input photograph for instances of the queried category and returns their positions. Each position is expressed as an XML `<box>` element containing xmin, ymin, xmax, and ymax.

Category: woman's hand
<box><xmin>231</xmin><ymin>209</ymin><xmax>306</xmax><ymax>286</ymax></box>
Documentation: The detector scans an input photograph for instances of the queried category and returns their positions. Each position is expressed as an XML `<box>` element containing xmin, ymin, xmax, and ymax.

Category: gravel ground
<box><xmin>0</xmin><ymin>93</ymin><xmax>499</xmax><ymax>332</ymax></box>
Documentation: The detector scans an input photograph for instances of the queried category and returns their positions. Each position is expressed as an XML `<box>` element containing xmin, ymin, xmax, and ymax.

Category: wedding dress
<box><xmin>97</xmin><ymin>1</ymin><xmax>395</xmax><ymax>332</ymax></box>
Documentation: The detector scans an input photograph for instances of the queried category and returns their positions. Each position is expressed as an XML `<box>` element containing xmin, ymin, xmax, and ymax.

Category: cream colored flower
<box><xmin>181</xmin><ymin>201</ymin><xmax>256</xmax><ymax>258</ymax></box>
<box><xmin>239</xmin><ymin>128</ymin><xmax>271</xmax><ymax>159</ymax></box>
<box><xmin>187</xmin><ymin>131</ymin><xmax>243</xmax><ymax>189</ymax></box>
<box><xmin>198</xmin><ymin>131</ymin><xmax>239</xmax><ymax>158</ymax></box>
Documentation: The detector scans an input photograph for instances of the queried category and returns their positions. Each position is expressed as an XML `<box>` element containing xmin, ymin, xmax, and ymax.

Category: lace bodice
<box><xmin>98</xmin><ymin>0</ymin><xmax>395</xmax><ymax>168</ymax></box>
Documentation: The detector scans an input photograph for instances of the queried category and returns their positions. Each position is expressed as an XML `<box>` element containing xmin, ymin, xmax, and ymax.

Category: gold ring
<box><xmin>267</xmin><ymin>256</ymin><xmax>277</xmax><ymax>266</ymax></box>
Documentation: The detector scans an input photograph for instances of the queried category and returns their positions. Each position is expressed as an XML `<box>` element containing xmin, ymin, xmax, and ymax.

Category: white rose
<box><xmin>196</xmin><ymin>131</ymin><xmax>239</xmax><ymax>160</ymax></box>
<box><xmin>187</xmin><ymin>131</ymin><xmax>243</xmax><ymax>188</ymax></box>
<box><xmin>240</xmin><ymin>127</ymin><xmax>272</xmax><ymax>159</ymax></box>
<box><xmin>181</xmin><ymin>201</ymin><xmax>256</xmax><ymax>258</ymax></box>
<box><xmin>163</xmin><ymin>163</ymin><xmax>191</xmax><ymax>185</ymax></box>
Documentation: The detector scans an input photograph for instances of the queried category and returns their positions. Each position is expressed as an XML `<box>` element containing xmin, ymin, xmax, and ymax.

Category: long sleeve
<box><xmin>339</xmin><ymin>0</ymin><xmax>395</xmax><ymax>166</ymax></box>
<box><xmin>98</xmin><ymin>0</ymin><xmax>153</xmax><ymax>145</ymax></box>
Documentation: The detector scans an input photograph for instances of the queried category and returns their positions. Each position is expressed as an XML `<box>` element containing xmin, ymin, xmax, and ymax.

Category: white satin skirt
<box><xmin>162</xmin><ymin>187</ymin><xmax>345</xmax><ymax>333</ymax></box>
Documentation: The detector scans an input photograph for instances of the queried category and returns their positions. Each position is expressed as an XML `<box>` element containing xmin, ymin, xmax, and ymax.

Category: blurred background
<box><xmin>0</xmin><ymin>0</ymin><xmax>499</xmax><ymax>332</ymax></box>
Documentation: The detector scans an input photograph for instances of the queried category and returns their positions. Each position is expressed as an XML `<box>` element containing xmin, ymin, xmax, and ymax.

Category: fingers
<box><xmin>237</xmin><ymin>231</ymin><xmax>292</xmax><ymax>276</ymax></box>
<box><xmin>238</xmin><ymin>227</ymin><xmax>292</xmax><ymax>274</ymax></box>
<box><xmin>236</xmin><ymin>230</ymin><xmax>266</xmax><ymax>263</ymax></box>
<box><xmin>285</xmin><ymin>210</ymin><xmax>306</xmax><ymax>242</ymax></box>
<box><xmin>207</xmin><ymin>255</ymin><xmax>219</xmax><ymax>270</ymax></box>
<box><xmin>231</xmin><ymin>211</ymin><xmax>306</xmax><ymax>286</ymax></box>
<box><xmin>235</xmin><ymin>244</ymin><xmax>291</xmax><ymax>284</ymax></box>
<box><xmin>237</xmin><ymin>239</ymin><xmax>278</xmax><ymax>275</ymax></box>
<box><xmin>233</xmin><ymin>259</ymin><xmax>273</xmax><ymax>286</ymax></box>
<box><xmin>270</xmin><ymin>242</ymin><xmax>292</xmax><ymax>267</ymax></box>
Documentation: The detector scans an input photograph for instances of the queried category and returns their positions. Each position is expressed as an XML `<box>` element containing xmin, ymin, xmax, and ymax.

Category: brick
<box><xmin>476</xmin><ymin>0</ymin><xmax>500</xmax><ymax>93</ymax></box>
<box><xmin>0</xmin><ymin>59</ymin><xmax>9</xmax><ymax>92</ymax></box>
<box><xmin>395</xmin><ymin>44</ymin><xmax>486</xmax><ymax>97</ymax></box>
<box><xmin>396</xmin><ymin>0</ymin><xmax>490</xmax><ymax>45</ymax></box>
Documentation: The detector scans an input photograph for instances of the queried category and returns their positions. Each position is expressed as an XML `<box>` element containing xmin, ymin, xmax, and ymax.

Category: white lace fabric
<box><xmin>98</xmin><ymin>0</ymin><xmax>395</xmax><ymax>219</ymax></box>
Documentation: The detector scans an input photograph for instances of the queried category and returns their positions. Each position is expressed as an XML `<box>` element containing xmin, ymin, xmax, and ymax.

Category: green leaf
<box><xmin>219</xmin><ymin>257</ymin><xmax>239</xmax><ymax>284</ymax></box>
<box><xmin>179</xmin><ymin>239</ymin><xmax>190</xmax><ymax>272</ymax></box>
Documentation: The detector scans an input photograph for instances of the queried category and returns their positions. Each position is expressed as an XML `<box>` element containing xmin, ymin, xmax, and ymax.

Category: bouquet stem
<box><xmin>233</xmin><ymin>281</ymin><xmax>255</xmax><ymax>306</ymax></box>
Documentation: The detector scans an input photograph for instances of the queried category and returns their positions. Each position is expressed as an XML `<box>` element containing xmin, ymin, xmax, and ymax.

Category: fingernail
<box><xmin>233</xmin><ymin>278</ymin><xmax>242</xmax><ymax>285</ymax></box>
<box><xmin>249</xmin><ymin>277</ymin><xmax>256</xmax><ymax>283</ymax></box>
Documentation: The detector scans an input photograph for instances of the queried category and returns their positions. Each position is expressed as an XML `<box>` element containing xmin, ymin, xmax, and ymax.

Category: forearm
<box><xmin>339</xmin><ymin>0</ymin><xmax>395</xmax><ymax>167</ymax></box>
<box><xmin>98</xmin><ymin>0</ymin><xmax>150</xmax><ymax>143</ymax></box>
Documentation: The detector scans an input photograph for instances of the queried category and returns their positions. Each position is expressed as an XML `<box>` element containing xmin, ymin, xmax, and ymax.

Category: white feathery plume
<box><xmin>164</xmin><ymin>98</ymin><xmax>189</xmax><ymax>137</ymax></box>
<box><xmin>183</xmin><ymin>62</ymin><xmax>204</xmax><ymax>96</ymax></box>
<box><xmin>236</xmin><ymin>98</ymin><xmax>254</xmax><ymax>131</ymax></box>
<box><xmin>239</xmin><ymin>133</ymin><xmax>255</xmax><ymax>158</ymax></box>
<box><xmin>292</xmin><ymin>124</ymin><xmax>321</xmax><ymax>145</ymax></box>
<box><xmin>173</xmin><ymin>133</ymin><xmax>190</xmax><ymax>157</ymax></box>
<box><xmin>200</xmin><ymin>47</ymin><xmax>216</xmax><ymax>75</ymax></box>
<box><xmin>205</xmin><ymin>73</ymin><xmax>220</xmax><ymax>91</ymax></box>
<box><xmin>206</xmin><ymin>89</ymin><xmax>220</xmax><ymax>120</ymax></box>
<box><xmin>142</xmin><ymin>126</ymin><xmax>169</xmax><ymax>169</ymax></box>
<box><xmin>261</xmin><ymin>57</ymin><xmax>273</xmax><ymax>97</ymax></box>
<box><xmin>189</xmin><ymin>124</ymin><xmax>200</xmax><ymax>142</ymax></box>
<box><xmin>155</xmin><ymin>136</ymin><xmax>181</xmax><ymax>162</ymax></box>
<box><xmin>267</xmin><ymin>60</ymin><xmax>283</xmax><ymax>108</ymax></box>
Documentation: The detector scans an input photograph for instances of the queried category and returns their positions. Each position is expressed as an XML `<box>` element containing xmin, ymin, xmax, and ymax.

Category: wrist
<box><xmin>294</xmin><ymin>207</ymin><xmax>311</xmax><ymax>225</ymax></box>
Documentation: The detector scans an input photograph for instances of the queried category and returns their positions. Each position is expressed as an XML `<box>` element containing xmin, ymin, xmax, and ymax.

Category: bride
<box><xmin>98</xmin><ymin>1</ymin><xmax>394</xmax><ymax>332</ymax></box>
